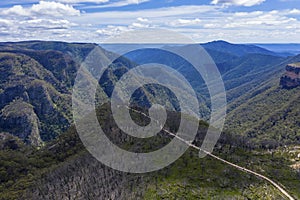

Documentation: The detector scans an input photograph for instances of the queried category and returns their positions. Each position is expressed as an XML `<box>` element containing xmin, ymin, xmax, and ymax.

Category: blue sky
<box><xmin>0</xmin><ymin>0</ymin><xmax>299</xmax><ymax>43</ymax></box>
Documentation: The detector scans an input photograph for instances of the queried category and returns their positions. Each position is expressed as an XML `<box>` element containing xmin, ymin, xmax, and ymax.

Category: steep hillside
<box><xmin>221</xmin><ymin>53</ymin><xmax>285</xmax><ymax>102</ymax></box>
<box><xmin>224</xmin><ymin>55</ymin><xmax>300</xmax><ymax>147</ymax></box>
<box><xmin>1</xmin><ymin>104</ymin><xmax>299</xmax><ymax>200</ymax></box>
<box><xmin>0</xmin><ymin>42</ymin><xmax>186</xmax><ymax>144</ymax></box>
<box><xmin>0</xmin><ymin>41</ymin><xmax>294</xmax><ymax>147</ymax></box>
<box><xmin>225</xmin><ymin>86</ymin><xmax>300</xmax><ymax>146</ymax></box>
<box><xmin>124</xmin><ymin>44</ymin><xmax>300</xmax><ymax>147</ymax></box>
<box><xmin>123</xmin><ymin>45</ymin><xmax>263</xmax><ymax>118</ymax></box>
<box><xmin>280</xmin><ymin>63</ymin><xmax>300</xmax><ymax>88</ymax></box>
<box><xmin>0</xmin><ymin>42</ymin><xmax>111</xmax><ymax>144</ymax></box>
<box><xmin>124</xmin><ymin>44</ymin><xmax>286</xmax><ymax>109</ymax></box>
<box><xmin>0</xmin><ymin>51</ymin><xmax>73</xmax><ymax>143</ymax></box>
<box><xmin>0</xmin><ymin>41</ymin><xmax>299</xmax><ymax>199</ymax></box>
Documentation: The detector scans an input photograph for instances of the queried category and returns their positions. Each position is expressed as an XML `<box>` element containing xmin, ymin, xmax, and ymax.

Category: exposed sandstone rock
<box><xmin>280</xmin><ymin>63</ymin><xmax>300</xmax><ymax>89</ymax></box>
<box><xmin>0</xmin><ymin>99</ymin><xmax>42</xmax><ymax>146</ymax></box>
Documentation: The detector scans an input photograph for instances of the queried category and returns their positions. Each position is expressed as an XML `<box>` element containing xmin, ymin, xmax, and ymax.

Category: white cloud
<box><xmin>0</xmin><ymin>0</ymin><xmax>109</xmax><ymax>5</ymax></box>
<box><xmin>31</xmin><ymin>1</ymin><xmax>80</xmax><ymax>16</ymax></box>
<box><xmin>0</xmin><ymin>19</ymin><xmax>13</xmax><ymax>27</ymax></box>
<box><xmin>130</xmin><ymin>22</ymin><xmax>149</xmax><ymax>28</ymax></box>
<box><xmin>96</xmin><ymin>19</ymin><xmax>151</xmax><ymax>37</ymax></box>
<box><xmin>168</xmin><ymin>18</ymin><xmax>201</xmax><ymax>27</ymax></box>
<box><xmin>2</xmin><ymin>1</ymin><xmax>80</xmax><ymax>17</ymax></box>
<box><xmin>2</xmin><ymin>5</ymin><xmax>30</xmax><ymax>16</ymax></box>
<box><xmin>96</xmin><ymin>25</ymin><xmax>132</xmax><ymax>36</ymax></box>
<box><xmin>55</xmin><ymin>0</ymin><xmax>108</xmax><ymax>3</ymax></box>
<box><xmin>59</xmin><ymin>5</ymin><xmax>300</xmax><ymax>43</ymax></box>
<box><xmin>0</xmin><ymin>1</ymin><xmax>80</xmax><ymax>41</ymax></box>
<box><xmin>227</xmin><ymin>10</ymin><xmax>298</xmax><ymax>27</ymax></box>
<box><xmin>76</xmin><ymin>5</ymin><xmax>217</xmax><ymax>24</ymax></box>
<box><xmin>0</xmin><ymin>2</ymin><xmax>300</xmax><ymax>43</ymax></box>
<box><xmin>130</xmin><ymin>17</ymin><xmax>152</xmax><ymax>28</ymax></box>
<box><xmin>288</xmin><ymin>9</ymin><xmax>300</xmax><ymax>15</ymax></box>
<box><xmin>83</xmin><ymin>0</ymin><xmax>149</xmax><ymax>8</ymax></box>
<box><xmin>137</xmin><ymin>17</ymin><xmax>149</xmax><ymax>22</ymax></box>
<box><xmin>211</xmin><ymin>0</ymin><xmax>266</xmax><ymax>7</ymax></box>
<box><xmin>20</xmin><ymin>19</ymin><xmax>76</xmax><ymax>29</ymax></box>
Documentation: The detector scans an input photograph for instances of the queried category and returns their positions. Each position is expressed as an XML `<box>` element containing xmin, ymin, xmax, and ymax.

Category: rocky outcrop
<box><xmin>0</xmin><ymin>132</ymin><xmax>25</xmax><ymax>150</ymax></box>
<box><xmin>0</xmin><ymin>41</ymin><xmax>177</xmax><ymax>146</ymax></box>
<box><xmin>0</xmin><ymin>41</ymin><xmax>102</xmax><ymax>145</ymax></box>
<box><xmin>0</xmin><ymin>52</ymin><xmax>72</xmax><ymax>145</ymax></box>
<box><xmin>280</xmin><ymin>63</ymin><xmax>300</xmax><ymax>89</ymax></box>
<box><xmin>0</xmin><ymin>99</ymin><xmax>42</xmax><ymax>146</ymax></box>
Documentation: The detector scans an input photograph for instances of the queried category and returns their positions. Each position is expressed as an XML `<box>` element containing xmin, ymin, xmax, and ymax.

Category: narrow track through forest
<box><xmin>127</xmin><ymin>106</ymin><xmax>295</xmax><ymax>200</ymax></box>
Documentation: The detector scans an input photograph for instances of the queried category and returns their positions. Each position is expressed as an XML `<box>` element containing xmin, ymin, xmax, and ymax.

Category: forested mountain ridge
<box><xmin>280</xmin><ymin>63</ymin><xmax>300</xmax><ymax>89</ymax></box>
<box><xmin>201</xmin><ymin>40</ymin><xmax>283</xmax><ymax>57</ymax></box>
<box><xmin>124</xmin><ymin>42</ymin><xmax>300</xmax><ymax>147</ymax></box>
<box><xmin>224</xmin><ymin>56</ymin><xmax>300</xmax><ymax>147</ymax></box>
<box><xmin>0</xmin><ymin>41</ymin><xmax>300</xmax><ymax>199</ymax></box>
<box><xmin>0</xmin><ymin>40</ymin><xmax>299</xmax><ymax>146</ymax></box>
<box><xmin>0</xmin><ymin>42</ymin><xmax>97</xmax><ymax>144</ymax></box>
<box><xmin>0</xmin><ymin>41</ymin><xmax>191</xmax><ymax>145</ymax></box>
<box><xmin>1</xmin><ymin>103</ymin><xmax>299</xmax><ymax>200</ymax></box>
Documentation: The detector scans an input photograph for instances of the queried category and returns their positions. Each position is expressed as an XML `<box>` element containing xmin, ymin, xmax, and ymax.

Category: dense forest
<box><xmin>0</xmin><ymin>41</ymin><xmax>299</xmax><ymax>199</ymax></box>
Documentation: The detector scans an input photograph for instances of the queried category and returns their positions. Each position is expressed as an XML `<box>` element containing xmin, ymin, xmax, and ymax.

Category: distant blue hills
<box><xmin>253</xmin><ymin>43</ymin><xmax>300</xmax><ymax>56</ymax></box>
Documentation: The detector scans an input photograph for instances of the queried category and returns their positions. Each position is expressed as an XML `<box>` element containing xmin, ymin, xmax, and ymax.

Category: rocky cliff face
<box><xmin>0</xmin><ymin>42</ymin><xmax>177</xmax><ymax>146</ymax></box>
<box><xmin>0</xmin><ymin>42</ymin><xmax>97</xmax><ymax>145</ymax></box>
<box><xmin>0</xmin><ymin>51</ymin><xmax>71</xmax><ymax>145</ymax></box>
<box><xmin>280</xmin><ymin>63</ymin><xmax>300</xmax><ymax>89</ymax></box>
<box><xmin>0</xmin><ymin>99</ymin><xmax>42</xmax><ymax>146</ymax></box>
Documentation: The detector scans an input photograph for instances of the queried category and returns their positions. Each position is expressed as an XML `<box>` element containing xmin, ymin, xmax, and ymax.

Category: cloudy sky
<box><xmin>0</xmin><ymin>0</ymin><xmax>299</xmax><ymax>43</ymax></box>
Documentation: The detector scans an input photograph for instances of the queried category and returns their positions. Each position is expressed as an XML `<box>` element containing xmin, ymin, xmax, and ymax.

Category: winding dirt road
<box><xmin>128</xmin><ymin>106</ymin><xmax>295</xmax><ymax>200</ymax></box>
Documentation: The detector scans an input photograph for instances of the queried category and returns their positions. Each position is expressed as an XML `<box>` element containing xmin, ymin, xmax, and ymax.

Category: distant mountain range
<box><xmin>254</xmin><ymin>43</ymin><xmax>300</xmax><ymax>56</ymax></box>
<box><xmin>201</xmin><ymin>40</ymin><xmax>283</xmax><ymax>57</ymax></box>
<box><xmin>0</xmin><ymin>40</ymin><xmax>300</xmax><ymax>146</ymax></box>
<box><xmin>0</xmin><ymin>40</ymin><xmax>300</xmax><ymax>200</ymax></box>
<box><xmin>123</xmin><ymin>40</ymin><xmax>300</xmax><ymax>146</ymax></box>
